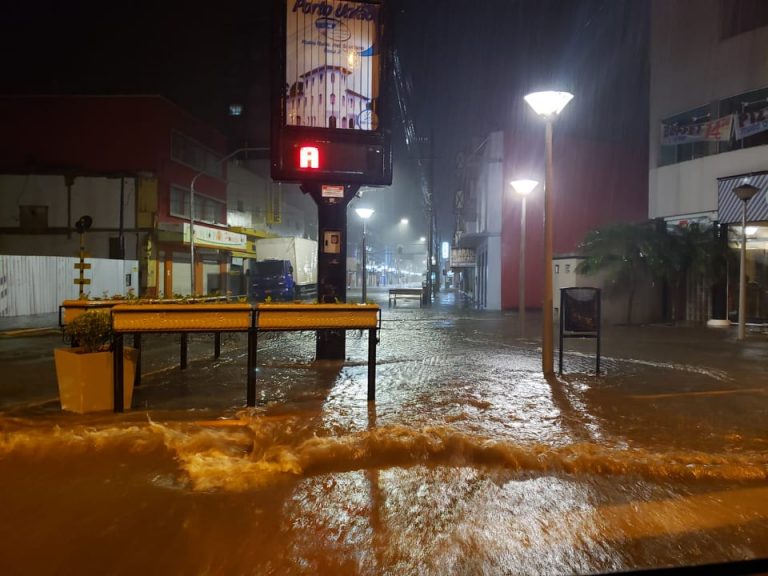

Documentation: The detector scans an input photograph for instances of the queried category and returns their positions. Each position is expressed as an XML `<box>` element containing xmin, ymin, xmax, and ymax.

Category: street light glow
<box><xmin>355</xmin><ymin>207</ymin><xmax>374</xmax><ymax>220</ymax></box>
<box><xmin>510</xmin><ymin>179</ymin><xmax>539</xmax><ymax>196</ymax></box>
<box><xmin>400</xmin><ymin>218</ymin><xmax>409</xmax><ymax>225</ymax></box>
<box><xmin>419</xmin><ymin>236</ymin><xmax>426</xmax><ymax>242</ymax></box>
<box><xmin>524</xmin><ymin>91</ymin><xmax>574</xmax><ymax>117</ymax></box>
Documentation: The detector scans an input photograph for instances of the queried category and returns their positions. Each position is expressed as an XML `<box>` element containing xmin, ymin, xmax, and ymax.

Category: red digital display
<box><xmin>299</xmin><ymin>146</ymin><xmax>320</xmax><ymax>169</ymax></box>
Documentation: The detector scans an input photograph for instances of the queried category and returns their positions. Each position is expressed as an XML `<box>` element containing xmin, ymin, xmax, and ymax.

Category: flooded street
<box><xmin>2</xmin><ymin>290</ymin><xmax>768</xmax><ymax>575</ymax></box>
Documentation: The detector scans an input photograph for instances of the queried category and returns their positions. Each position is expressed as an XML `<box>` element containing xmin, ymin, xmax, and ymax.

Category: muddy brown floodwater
<box><xmin>2</xmin><ymin>290</ymin><xmax>768</xmax><ymax>575</ymax></box>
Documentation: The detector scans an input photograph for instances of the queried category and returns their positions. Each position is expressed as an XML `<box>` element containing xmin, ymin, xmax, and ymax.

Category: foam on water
<box><xmin>3</xmin><ymin>413</ymin><xmax>767</xmax><ymax>493</ymax></box>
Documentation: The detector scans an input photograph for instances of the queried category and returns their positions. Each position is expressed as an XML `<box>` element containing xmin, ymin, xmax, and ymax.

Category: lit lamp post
<box><xmin>356</xmin><ymin>207</ymin><xmax>374</xmax><ymax>302</ymax></box>
<box><xmin>734</xmin><ymin>183</ymin><xmax>759</xmax><ymax>340</ymax></box>
<box><xmin>510</xmin><ymin>179</ymin><xmax>539</xmax><ymax>331</ymax></box>
<box><xmin>524</xmin><ymin>90</ymin><xmax>573</xmax><ymax>375</ymax></box>
<box><xmin>189</xmin><ymin>146</ymin><xmax>267</xmax><ymax>295</ymax></box>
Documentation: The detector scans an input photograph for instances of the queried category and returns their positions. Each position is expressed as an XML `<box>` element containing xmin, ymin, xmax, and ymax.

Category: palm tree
<box><xmin>644</xmin><ymin>221</ymin><xmax>724</xmax><ymax>323</ymax></box>
<box><xmin>576</xmin><ymin>222</ymin><xmax>653</xmax><ymax>325</ymax></box>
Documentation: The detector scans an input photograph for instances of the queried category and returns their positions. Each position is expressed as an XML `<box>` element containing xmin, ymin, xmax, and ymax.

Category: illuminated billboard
<box><xmin>285</xmin><ymin>0</ymin><xmax>380</xmax><ymax>132</ymax></box>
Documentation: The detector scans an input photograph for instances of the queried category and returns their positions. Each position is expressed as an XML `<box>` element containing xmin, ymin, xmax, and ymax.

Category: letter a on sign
<box><xmin>299</xmin><ymin>146</ymin><xmax>319</xmax><ymax>169</ymax></box>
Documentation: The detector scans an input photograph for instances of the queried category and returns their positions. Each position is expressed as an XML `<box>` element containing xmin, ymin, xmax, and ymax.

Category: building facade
<box><xmin>0</xmin><ymin>95</ymin><xmax>316</xmax><ymax>300</ymax></box>
<box><xmin>649</xmin><ymin>0</ymin><xmax>768</xmax><ymax>322</ymax></box>
<box><xmin>453</xmin><ymin>129</ymin><xmax>650</xmax><ymax>323</ymax></box>
<box><xmin>286</xmin><ymin>65</ymin><xmax>371</xmax><ymax>130</ymax></box>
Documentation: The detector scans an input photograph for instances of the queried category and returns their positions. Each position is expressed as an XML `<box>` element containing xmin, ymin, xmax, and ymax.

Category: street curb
<box><xmin>0</xmin><ymin>327</ymin><xmax>61</xmax><ymax>338</ymax></box>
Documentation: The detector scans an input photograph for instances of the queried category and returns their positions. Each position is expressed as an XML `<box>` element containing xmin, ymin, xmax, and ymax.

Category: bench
<box><xmin>388</xmin><ymin>288</ymin><xmax>423</xmax><ymax>308</ymax></box>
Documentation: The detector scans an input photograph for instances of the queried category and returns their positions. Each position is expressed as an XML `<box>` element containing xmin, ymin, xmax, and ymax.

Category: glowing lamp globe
<box><xmin>510</xmin><ymin>179</ymin><xmax>539</xmax><ymax>197</ymax></box>
<box><xmin>524</xmin><ymin>91</ymin><xmax>574</xmax><ymax>117</ymax></box>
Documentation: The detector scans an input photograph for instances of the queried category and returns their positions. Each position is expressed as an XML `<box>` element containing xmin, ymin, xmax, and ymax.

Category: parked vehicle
<box><xmin>248</xmin><ymin>237</ymin><xmax>317</xmax><ymax>301</ymax></box>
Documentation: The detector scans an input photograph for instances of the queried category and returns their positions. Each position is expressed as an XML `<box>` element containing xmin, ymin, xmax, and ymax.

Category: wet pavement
<box><xmin>1</xmin><ymin>288</ymin><xmax>768</xmax><ymax>575</ymax></box>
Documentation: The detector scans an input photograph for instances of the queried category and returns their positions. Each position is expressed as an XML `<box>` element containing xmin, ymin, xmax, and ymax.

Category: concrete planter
<box><xmin>54</xmin><ymin>347</ymin><xmax>138</xmax><ymax>413</ymax></box>
<box><xmin>60</xmin><ymin>299</ymin><xmax>126</xmax><ymax>326</ymax></box>
<box><xmin>110</xmin><ymin>304</ymin><xmax>253</xmax><ymax>332</ymax></box>
<box><xmin>255</xmin><ymin>303</ymin><xmax>380</xmax><ymax>330</ymax></box>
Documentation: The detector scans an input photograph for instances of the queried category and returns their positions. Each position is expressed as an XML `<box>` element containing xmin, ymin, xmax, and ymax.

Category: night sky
<box><xmin>0</xmin><ymin>0</ymin><xmax>649</xmax><ymax>245</ymax></box>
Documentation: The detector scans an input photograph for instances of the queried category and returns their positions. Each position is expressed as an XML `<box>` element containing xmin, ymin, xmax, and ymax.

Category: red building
<box><xmin>501</xmin><ymin>131</ymin><xmax>648</xmax><ymax>311</ymax></box>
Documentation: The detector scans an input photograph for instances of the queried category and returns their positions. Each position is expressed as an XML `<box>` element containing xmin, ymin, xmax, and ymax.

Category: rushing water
<box><xmin>2</xmin><ymin>291</ymin><xmax>768</xmax><ymax>575</ymax></box>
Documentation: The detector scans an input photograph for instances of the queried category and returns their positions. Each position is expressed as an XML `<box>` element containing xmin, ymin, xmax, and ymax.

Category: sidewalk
<box><xmin>1</xmin><ymin>288</ymin><xmax>767</xmax><ymax>414</ymax></box>
<box><xmin>0</xmin><ymin>312</ymin><xmax>60</xmax><ymax>337</ymax></box>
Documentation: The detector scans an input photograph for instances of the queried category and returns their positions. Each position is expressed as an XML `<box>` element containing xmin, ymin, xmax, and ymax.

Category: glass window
<box><xmin>170</xmin><ymin>132</ymin><xmax>223</xmax><ymax>178</ymax></box>
<box><xmin>170</xmin><ymin>186</ymin><xmax>225</xmax><ymax>225</ymax></box>
<box><xmin>659</xmin><ymin>105</ymin><xmax>715</xmax><ymax>166</ymax></box>
<box><xmin>170</xmin><ymin>186</ymin><xmax>190</xmax><ymax>219</ymax></box>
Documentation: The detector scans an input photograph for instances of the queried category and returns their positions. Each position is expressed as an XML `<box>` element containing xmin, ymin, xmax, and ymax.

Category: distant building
<box><xmin>0</xmin><ymin>95</ymin><xmax>315</xmax><ymax>299</ymax></box>
<box><xmin>453</xmin><ymin>130</ymin><xmax>650</xmax><ymax>322</ymax></box>
<box><xmin>649</xmin><ymin>0</ymin><xmax>768</xmax><ymax>322</ymax></box>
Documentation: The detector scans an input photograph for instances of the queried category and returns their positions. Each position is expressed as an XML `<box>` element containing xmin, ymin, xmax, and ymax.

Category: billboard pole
<box><xmin>302</xmin><ymin>183</ymin><xmax>360</xmax><ymax>360</ymax></box>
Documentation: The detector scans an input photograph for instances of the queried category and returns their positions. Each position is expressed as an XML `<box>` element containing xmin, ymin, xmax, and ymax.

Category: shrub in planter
<box><xmin>55</xmin><ymin>310</ymin><xmax>137</xmax><ymax>413</ymax></box>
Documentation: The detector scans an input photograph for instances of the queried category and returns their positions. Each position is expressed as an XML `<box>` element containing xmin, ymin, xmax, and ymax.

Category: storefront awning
<box><xmin>717</xmin><ymin>172</ymin><xmax>768</xmax><ymax>224</ymax></box>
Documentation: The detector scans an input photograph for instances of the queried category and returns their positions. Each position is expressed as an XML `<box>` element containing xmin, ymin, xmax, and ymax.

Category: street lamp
<box><xmin>524</xmin><ymin>90</ymin><xmax>573</xmax><ymax>375</ymax></box>
<box><xmin>189</xmin><ymin>146</ymin><xmax>267</xmax><ymax>295</ymax></box>
<box><xmin>510</xmin><ymin>179</ymin><xmax>539</xmax><ymax>331</ymax></box>
<box><xmin>356</xmin><ymin>207</ymin><xmax>374</xmax><ymax>302</ymax></box>
<box><xmin>734</xmin><ymin>183</ymin><xmax>759</xmax><ymax>340</ymax></box>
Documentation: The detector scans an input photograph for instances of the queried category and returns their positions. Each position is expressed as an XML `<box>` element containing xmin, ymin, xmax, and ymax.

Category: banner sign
<box><xmin>735</xmin><ymin>106</ymin><xmax>768</xmax><ymax>140</ymax></box>
<box><xmin>450</xmin><ymin>248</ymin><xmax>475</xmax><ymax>268</ymax></box>
<box><xmin>285</xmin><ymin>0</ymin><xmax>380</xmax><ymax>131</ymax></box>
<box><xmin>183</xmin><ymin>223</ymin><xmax>248</xmax><ymax>250</ymax></box>
<box><xmin>661</xmin><ymin>115</ymin><xmax>733</xmax><ymax>145</ymax></box>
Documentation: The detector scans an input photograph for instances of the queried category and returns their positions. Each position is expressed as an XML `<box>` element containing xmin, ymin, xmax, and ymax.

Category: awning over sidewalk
<box><xmin>717</xmin><ymin>171</ymin><xmax>768</xmax><ymax>224</ymax></box>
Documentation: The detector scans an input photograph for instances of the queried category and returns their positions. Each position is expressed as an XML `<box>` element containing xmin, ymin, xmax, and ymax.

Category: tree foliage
<box><xmin>576</xmin><ymin>220</ymin><xmax>723</xmax><ymax>324</ymax></box>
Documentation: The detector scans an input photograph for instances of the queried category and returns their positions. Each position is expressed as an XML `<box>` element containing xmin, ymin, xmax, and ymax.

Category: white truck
<box><xmin>249</xmin><ymin>237</ymin><xmax>318</xmax><ymax>301</ymax></box>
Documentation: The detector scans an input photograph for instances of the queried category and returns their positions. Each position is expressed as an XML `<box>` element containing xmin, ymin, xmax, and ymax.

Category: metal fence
<box><xmin>0</xmin><ymin>255</ymin><xmax>137</xmax><ymax>318</ymax></box>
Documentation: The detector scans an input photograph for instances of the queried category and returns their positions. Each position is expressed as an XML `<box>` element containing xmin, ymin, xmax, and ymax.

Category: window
<box><xmin>719</xmin><ymin>87</ymin><xmax>768</xmax><ymax>152</ymax></box>
<box><xmin>331</xmin><ymin>72</ymin><xmax>335</xmax><ymax>83</ymax></box>
<box><xmin>342</xmin><ymin>117</ymin><xmax>347</xmax><ymax>128</ymax></box>
<box><xmin>659</xmin><ymin>105</ymin><xmax>716</xmax><ymax>166</ymax></box>
<box><xmin>228</xmin><ymin>103</ymin><xmax>243</xmax><ymax>116</ymax></box>
<box><xmin>170</xmin><ymin>186</ymin><xmax>226</xmax><ymax>225</ymax></box>
<box><xmin>171</xmin><ymin>132</ymin><xmax>223</xmax><ymax>178</ymax></box>
<box><xmin>348</xmin><ymin>116</ymin><xmax>355</xmax><ymax>129</ymax></box>
<box><xmin>565</xmin><ymin>264</ymin><xmax>571</xmax><ymax>273</ymax></box>
<box><xmin>331</xmin><ymin>93</ymin><xmax>336</xmax><ymax>105</ymax></box>
<box><xmin>329</xmin><ymin>116</ymin><xmax>336</xmax><ymax>129</ymax></box>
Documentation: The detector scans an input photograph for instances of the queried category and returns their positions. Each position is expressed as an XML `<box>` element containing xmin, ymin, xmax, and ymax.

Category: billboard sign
<box><xmin>272</xmin><ymin>0</ymin><xmax>391</xmax><ymax>185</ymax></box>
<box><xmin>285</xmin><ymin>0</ymin><xmax>380</xmax><ymax>132</ymax></box>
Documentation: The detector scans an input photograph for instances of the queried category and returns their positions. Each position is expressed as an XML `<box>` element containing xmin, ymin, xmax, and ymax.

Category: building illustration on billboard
<box><xmin>285</xmin><ymin>1</ymin><xmax>379</xmax><ymax>131</ymax></box>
